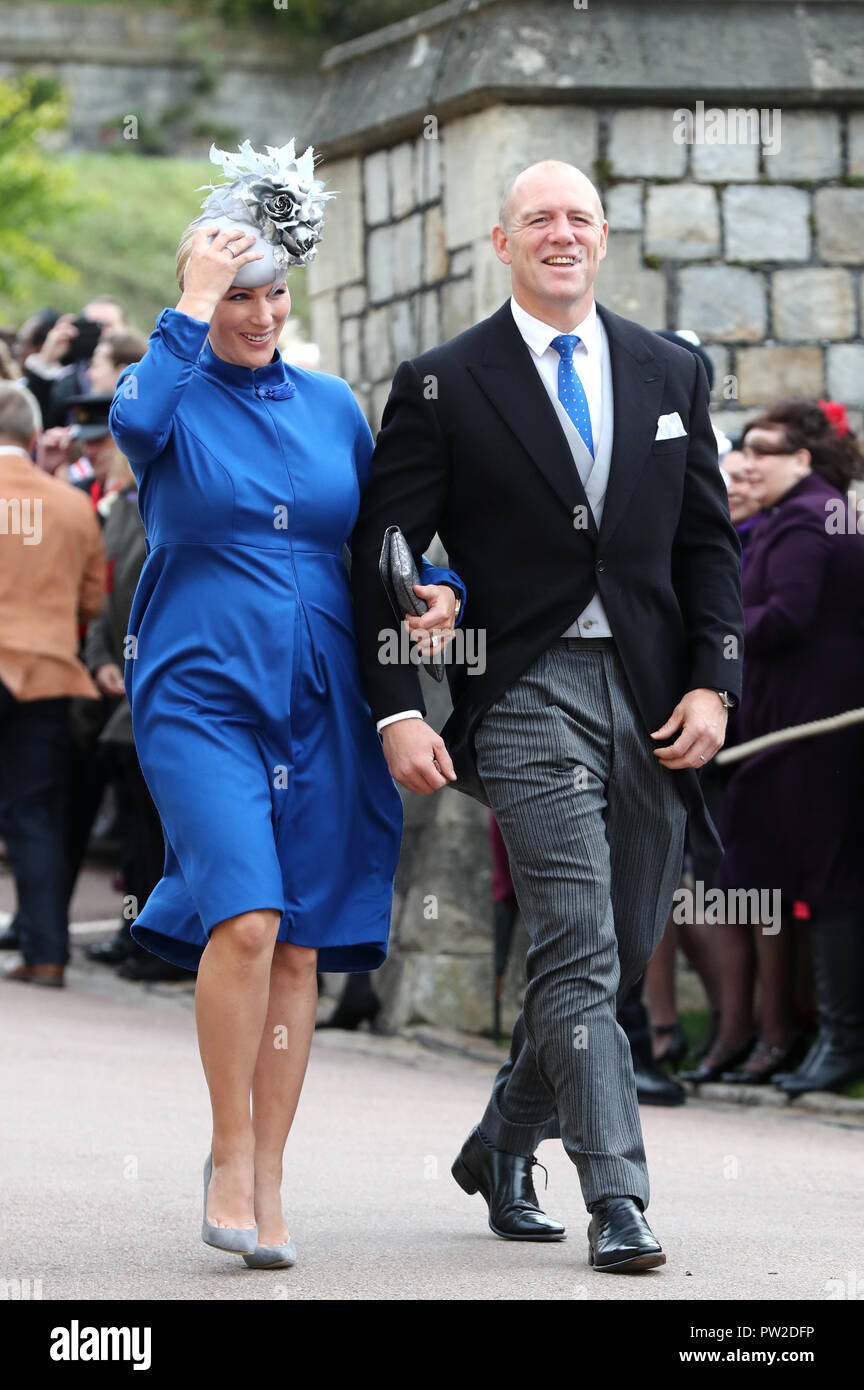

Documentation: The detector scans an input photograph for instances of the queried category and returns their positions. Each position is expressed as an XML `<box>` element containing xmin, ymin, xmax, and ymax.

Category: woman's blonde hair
<box><xmin>175</xmin><ymin>222</ymin><xmax>198</xmax><ymax>290</ymax></box>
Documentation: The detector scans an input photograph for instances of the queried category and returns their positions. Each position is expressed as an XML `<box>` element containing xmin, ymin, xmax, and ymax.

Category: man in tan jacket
<box><xmin>0</xmin><ymin>382</ymin><xmax>105</xmax><ymax>986</ymax></box>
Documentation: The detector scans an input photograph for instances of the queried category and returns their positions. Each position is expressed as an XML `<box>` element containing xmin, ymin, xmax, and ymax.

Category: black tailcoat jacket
<box><xmin>350</xmin><ymin>299</ymin><xmax>744</xmax><ymax>871</ymax></box>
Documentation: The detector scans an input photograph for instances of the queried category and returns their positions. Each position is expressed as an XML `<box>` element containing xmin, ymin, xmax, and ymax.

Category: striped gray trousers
<box><xmin>474</xmin><ymin>638</ymin><xmax>687</xmax><ymax>1209</ymax></box>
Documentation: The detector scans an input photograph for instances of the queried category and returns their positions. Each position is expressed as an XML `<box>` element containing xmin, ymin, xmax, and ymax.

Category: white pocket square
<box><xmin>655</xmin><ymin>411</ymin><xmax>687</xmax><ymax>441</ymax></box>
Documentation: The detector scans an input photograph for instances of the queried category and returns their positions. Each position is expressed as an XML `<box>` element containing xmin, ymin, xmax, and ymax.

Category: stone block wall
<box><xmin>309</xmin><ymin>101</ymin><xmax>864</xmax><ymax>442</ymax></box>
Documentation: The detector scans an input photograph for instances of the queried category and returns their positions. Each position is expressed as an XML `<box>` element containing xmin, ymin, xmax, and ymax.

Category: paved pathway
<box><xmin>2</xmin><ymin>960</ymin><xmax>862</xmax><ymax>1302</ymax></box>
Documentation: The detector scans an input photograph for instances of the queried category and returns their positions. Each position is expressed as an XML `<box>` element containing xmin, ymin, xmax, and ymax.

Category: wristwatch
<box><xmin>715</xmin><ymin>690</ymin><xmax>735</xmax><ymax>709</ymax></box>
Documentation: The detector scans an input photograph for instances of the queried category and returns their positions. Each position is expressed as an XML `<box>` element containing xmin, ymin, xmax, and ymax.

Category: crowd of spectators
<box><xmin>0</xmin><ymin>299</ymin><xmax>184</xmax><ymax>985</ymax></box>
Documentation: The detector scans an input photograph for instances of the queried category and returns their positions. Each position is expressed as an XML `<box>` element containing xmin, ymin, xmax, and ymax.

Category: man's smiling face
<box><xmin>492</xmin><ymin>161</ymin><xmax>607</xmax><ymax>328</ymax></box>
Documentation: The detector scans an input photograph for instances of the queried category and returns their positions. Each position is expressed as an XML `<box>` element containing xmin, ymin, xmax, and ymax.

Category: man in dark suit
<box><xmin>350</xmin><ymin>161</ymin><xmax>743</xmax><ymax>1271</ymax></box>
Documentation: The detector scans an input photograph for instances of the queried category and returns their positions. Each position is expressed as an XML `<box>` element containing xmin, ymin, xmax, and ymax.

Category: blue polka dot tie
<box><xmin>551</xmin><ymin>334</ymin><xmax>594</xmax><ymax>459</ymax></box>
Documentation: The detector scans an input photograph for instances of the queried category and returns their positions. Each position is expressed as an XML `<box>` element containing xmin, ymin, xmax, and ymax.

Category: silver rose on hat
<box><xmin>239</xmin><ymin>180</ymin><xmax>322</xmax><ymax>265</ymax></box>
<box><xmin>196</xmin><ymin>138</ymin><xmax>334</xmax><ymax>269</ymax></box>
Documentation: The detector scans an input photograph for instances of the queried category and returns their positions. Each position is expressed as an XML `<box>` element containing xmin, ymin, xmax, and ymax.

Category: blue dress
<box><xmin>109</xmin><ymin>308</ymin><xmax>464</xmax><ymax>972</ymax></box>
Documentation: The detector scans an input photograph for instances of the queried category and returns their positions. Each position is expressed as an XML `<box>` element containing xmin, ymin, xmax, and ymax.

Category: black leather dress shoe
<box><xmin>116</xmin><ymin>954</ymin><xmax>191</xmax><ymax>982</ymax></box>
<box><xmin>634</xmin><ymin>1059</ymin><xmax>686</xmax><ymax>1106</ymax></box>
<box><xmin>85</xmin><ymin>938</ymin><xmax>139</xmax><ymax>966</ymax></box>
<box><xmin>451</xmin><ymin>1127</ymin><xmax>566</xmax><ymax>1240</ymax></box>
<box><xmin>588</xmin><ymin>1197</ymin><xmax>665</xmax><ymax>1272</ymax></box>
<box><xmin>774</xmin><ymin>1033</ymin><xmax>864</xmax><ymax>1096</ymax></box>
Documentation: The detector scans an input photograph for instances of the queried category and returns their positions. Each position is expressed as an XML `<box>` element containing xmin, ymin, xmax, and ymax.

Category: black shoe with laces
<box><xmin>451</xmin><ymin>1126</ymin><xmax>566</xmax><ymax>1240</ymax></box>
<box><xmin>588</xmin><ymin>1196</ymin><xmax>665</xmax><ymax>1273</ymax></box>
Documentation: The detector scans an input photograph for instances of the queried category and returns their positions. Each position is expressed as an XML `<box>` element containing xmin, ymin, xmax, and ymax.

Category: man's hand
<box><xmin>381</xmin><ymin>716</ymin><xmax>457</xmax><ymax>794</ymax></box>
<box><xmin>651</xmin><ymin>688</ymin><xmax>728</xmax><ymax>769</ymax></box>
<box><xmin>403</xmin><ymin>583</ymin><xmax>458</xmax><ymax>659</ymax></box>
<box><xmin>33</xmin><ymin>313</ymin><xmax>78</xmax><ymax>370</ymax></box>
<box><xmin>36</xmin><ymin>425</ymin><xmax>73</xmax><ymax>475</ymax></box>
<box><xmin>95</xmin><ymin>663</ymin><xmax>126</xmax><ymax>698</ymax></box>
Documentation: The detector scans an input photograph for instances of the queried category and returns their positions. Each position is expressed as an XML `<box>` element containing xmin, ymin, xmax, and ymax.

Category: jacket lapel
<box><xmin>596</xmin><ymin>304</ymin><xmax>666</xmax><ymax>546</ymax></box>
<box><xmin>466</xmin><ymin>302</ymin><xmax>598</xmax><ymax>538</ymax></box>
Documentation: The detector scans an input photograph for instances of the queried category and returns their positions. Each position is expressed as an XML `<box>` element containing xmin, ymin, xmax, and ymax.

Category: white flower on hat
<box><xmin>196</xmin><ymin>138</ymin><xmax>334</xmax><ymax>268</ymax></box>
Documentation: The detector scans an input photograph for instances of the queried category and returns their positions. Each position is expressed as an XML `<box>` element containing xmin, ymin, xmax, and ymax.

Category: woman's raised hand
<box><xmin>176</xmin><ymin>226</ymin><xmax>264</xmax><ymax>323</ymax></box>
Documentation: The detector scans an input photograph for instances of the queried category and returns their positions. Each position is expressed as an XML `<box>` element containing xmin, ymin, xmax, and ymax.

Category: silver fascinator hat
<box><xmin>193</xmin><ymin>139</ymin><xmax>334</xmax><ymax>288</ymax></box>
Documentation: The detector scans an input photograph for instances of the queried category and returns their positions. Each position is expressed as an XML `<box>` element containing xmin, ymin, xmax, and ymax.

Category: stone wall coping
<box><xmin>322</xmin><ymin>0</ymin><xmax>853</xmax><ymax>71</ymax></box>
<box><xmin>321</xmin><ymin>0</ymin><xmax>480</xmax><ymax>70</ymax></box>
<box><xmin>310</xmin><ymin>0</ymin><xmax>864</xmax><ymax>158</ymax></box>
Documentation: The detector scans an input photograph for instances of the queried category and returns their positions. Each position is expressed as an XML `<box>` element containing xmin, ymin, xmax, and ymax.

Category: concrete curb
<box><xmin>681</xmin><ymin>1079</ymin><xmax>864</xmax><ymax>1120</ymax></box>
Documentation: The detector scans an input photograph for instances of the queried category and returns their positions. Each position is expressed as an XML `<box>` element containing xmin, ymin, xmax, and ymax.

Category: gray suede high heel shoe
<box><xmin>201</xmin><ymin>1153</ymin><xmax>258</xmax><ymax>1254</ymax></box>
<box><xmin>242</xmin><ymin>1239</ymin><xmax>297</xmax><ymax>1269</ymax></box>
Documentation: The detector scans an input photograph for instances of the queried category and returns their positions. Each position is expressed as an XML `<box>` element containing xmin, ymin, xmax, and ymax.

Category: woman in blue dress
<box><xmin>109</xmin><ymin>142</ymin><xmax>464</xmax><ymax>1267</ymax></box>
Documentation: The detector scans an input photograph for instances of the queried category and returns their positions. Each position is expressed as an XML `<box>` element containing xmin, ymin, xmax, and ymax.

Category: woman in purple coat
<box><xmin>712</xmin><ymin>401</ymin><xmax>864</xmax><ymax>1092</ymax></box>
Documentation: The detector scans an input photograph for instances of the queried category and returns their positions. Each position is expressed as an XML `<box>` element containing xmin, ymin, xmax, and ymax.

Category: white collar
<box><xmin>0</xmin><ymin>445</ymin><xmax>33</xmax><ymax>462</ymax></box>
<box><xmin>510</xmin><ymin>295</ymin><xmax>599</xmax><ymax>359</ymax></box>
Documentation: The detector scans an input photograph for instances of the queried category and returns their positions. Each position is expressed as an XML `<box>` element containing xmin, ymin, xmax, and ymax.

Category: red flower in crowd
<box><xmin>819</xmin><ymin>399</ymin><xmax>850</xmax><ymax>437</ymax></box>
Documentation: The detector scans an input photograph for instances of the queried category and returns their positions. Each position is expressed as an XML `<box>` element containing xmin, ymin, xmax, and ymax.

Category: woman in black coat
<box><xmin>708</xmin><ymin>401</ymin><xmax>864</xmax><ymax>1092</ymax></box>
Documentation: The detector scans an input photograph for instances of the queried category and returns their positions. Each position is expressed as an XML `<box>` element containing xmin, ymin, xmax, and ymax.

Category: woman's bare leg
<box><xmin>195</xmin><ymin>907</ymin><xmax>282</xmax><ymax>1228</ymax></box>
<box><xmin>251</xmin><ymin>941</ymin><xmax>319</xmax><ymax>1245</ymax></box>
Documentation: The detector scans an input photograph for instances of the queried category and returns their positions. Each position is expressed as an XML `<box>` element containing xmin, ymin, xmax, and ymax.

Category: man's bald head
<box><xmin>491</xmin><ymin>159</ymin><xmax>608</xmax><ymax>329</ymax></box>
<box><xmin>498</xmin><ymin>161</ymin><xmax>605</xmax><ymax>234</ymax></box>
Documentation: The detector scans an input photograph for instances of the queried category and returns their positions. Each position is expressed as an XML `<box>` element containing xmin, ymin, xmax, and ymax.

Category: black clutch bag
<box><xmin>378</xmin><ymin>524</ymin><xmax>444</xmax><ymax>681</ymax></box>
